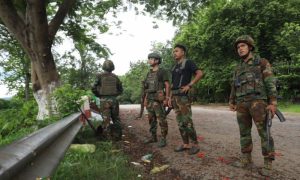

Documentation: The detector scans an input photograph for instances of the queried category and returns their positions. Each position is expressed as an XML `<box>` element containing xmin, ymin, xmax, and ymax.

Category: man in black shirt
<box><xmin>168</xmin><ymin>44</ymin><xmax>203</xmax><ymax>155</ymax></box>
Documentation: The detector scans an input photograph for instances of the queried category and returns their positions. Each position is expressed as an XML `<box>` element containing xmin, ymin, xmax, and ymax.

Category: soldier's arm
<box><xmin>91</xmin><ymin>74</ymin><xmax>101</xmax><ymax>97</ymax></box>
<box><xmin>161</xmin><ymin>69</ymin><xmax>170</xmax><ymax>98</ymax></box>
<box><xmin>261</xmin><ymin>59</ymin><xmax>277</xmax><ymax>106</ymax></box>
<box><xmin>189</xmin><ymin>69</ymin><xmax>203</xmax><ymax>86</ymax></box>
<box><xmin>186</xmin><ymin>60</ymin><xmax>203</xmax><ymax>90</ymax></box>
<box><xmin>117</xmin><ymin>77</ymin><xmax>123</xmax><ymax>94</ymax></box>
<box><xmin>229</xmin><ymin>71</ymin><xmax>237</xmax><ymax>111</ymax></box>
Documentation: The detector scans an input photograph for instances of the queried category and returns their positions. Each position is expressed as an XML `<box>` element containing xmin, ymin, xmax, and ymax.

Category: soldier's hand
<box><xmin>167</xmin><ymin>97</ymin><xmax>172</xmax><ymax>108</ymax></box>
<box><xmin>180</xmin><ymin>85</ymin><xmax>190</xmax><ymax>94</ymax></box>
<box><xmin>266</xmin><ymin>104</ymin><xmax>276</xmax><ymax>118</ymax></box>
<box><xmin>163</xmin><ymin>99</ymin><xmax>168</xmax><ymax>106</ymax></box>
<box><xmin>143</xmin><ymin>99</ymin><xmax>147</xmax><ymax>107</ymax></box>
<box><xmin>229</xmin><ymin>103</ymin><xmax>237</xmax><ymax>111</ymax></box>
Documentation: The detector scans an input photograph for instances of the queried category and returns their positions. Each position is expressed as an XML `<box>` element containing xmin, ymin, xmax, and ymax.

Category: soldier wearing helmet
<box><xmin>229</xmin><ymin>35</ymin><xmax>278</xmax><ymax>177</ymax></box>
<box><xmin>143</xmin><ymin>52</ymin><xmax>170</xmax><ymax>148</ymax></box>
<box><xmin>92</xmin><ymin>60</ymin><xmax>123</xmax><ymax>141</ymax></box>
<box><xmin>102</xmin><ymin>59</ymin><xmax>115</xmax><ymax>72</ymax></box>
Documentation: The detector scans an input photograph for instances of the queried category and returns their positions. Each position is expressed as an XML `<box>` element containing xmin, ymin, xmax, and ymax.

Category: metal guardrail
<box><xmin>0</xmin><ymin>112</ymin><xmax>82</xmax><ymax>180</ymax></box>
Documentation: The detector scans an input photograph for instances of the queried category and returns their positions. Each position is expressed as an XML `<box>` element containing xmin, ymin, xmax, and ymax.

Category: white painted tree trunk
<box><xmin>33</xmin><ymin>81</ymin><xmax>59</xmax><ymax>120</ymax></box>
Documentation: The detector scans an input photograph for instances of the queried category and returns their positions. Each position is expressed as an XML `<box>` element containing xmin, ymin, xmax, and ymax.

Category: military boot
<box><xmin>259</xmin><ymin>158</ymin><xmax>272</xmax><ymax>177</ymax></box>
<box><xmin>231</xmin><ymin>153</ymin><xmax>253</xmax><ymax>168</ymax></box>
<box><xmin>144</xmin><ymin>136</ymin><xmax>157</xmax><ymax>144</ymax></box>
<box><xmin>157</xmin><ymin>138</ymin><xmax>167</xmax><ymax>148</ymax></box>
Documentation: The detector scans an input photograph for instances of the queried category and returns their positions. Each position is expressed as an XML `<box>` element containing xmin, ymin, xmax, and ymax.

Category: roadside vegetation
<box><xmin>0</xmin><ymin>85</ymin><xmax>139</xmax><ymax>179</ymax></box>
<box><xmin>0</xmin><ymin>0</ymin><xmax>299</xmax><ymax>179</ymax></box>
<box><xmin>278</xmin><ymin>102</ymin><xmax>300</xmax><ymax>113</ymax></box>
<box><xmin>52</xmin><ymin>127</ymin><xmax>138</xmax><ymax>180</ymax></box>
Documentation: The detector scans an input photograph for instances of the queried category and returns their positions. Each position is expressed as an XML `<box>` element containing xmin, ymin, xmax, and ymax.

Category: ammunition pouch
<box><xmin>156</xmin><ymin>90</ymin><xmax>165</xmax><ymax>102</ymax></box>
<box><xmin>147</xmin><ymin>90</ymin><xmax>165</xmax><ymax>102</ymax></box>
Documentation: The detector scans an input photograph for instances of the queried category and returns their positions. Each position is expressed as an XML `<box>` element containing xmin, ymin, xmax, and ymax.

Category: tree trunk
<box><xmin>24</xmin><ymin>72</ymin><xmax>30</xmax><ymax>101</ymax></box>
<box><xmin>0</xmin><ymin>0</ymin><xmax>76</xmax><ymax>120</ymax></box>
<box><xmin>33</xmin><ymin>81</ymin><xmax>59</xmax><ymax>120</ymax></box>
<box><xmin>30</xmin><ymin>52</ymin><xmax>60</xmax><ymax>120</ymax></box>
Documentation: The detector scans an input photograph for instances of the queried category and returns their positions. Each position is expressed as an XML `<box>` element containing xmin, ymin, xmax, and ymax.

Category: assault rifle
<box><xmin>266</xmin><ymin>109</ymin><xmax>286</xmax><ymax>149</ymax></box>
<box><xmin>76</xmin><ymin>102</ymin><xmax>103</xmax><ymax>136</ymax></box>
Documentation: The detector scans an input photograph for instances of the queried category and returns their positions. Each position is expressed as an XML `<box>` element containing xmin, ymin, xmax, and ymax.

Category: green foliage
<box><xmin>173</xmin><ymin>0</ymin><xmax>300</xmax><ymax>102</ymax></box>
<box><xmin>0</xmin><ymin>27</ymin><xmax>31</xmax><ymax>99</ymax></box>
<box><xmin>0</xmin><ymin>98</ymin><xmax>37</xmax><ymax>140</ymax></box>
<box><xmin>119</xmin><ymin>60</ymin><xmax>149</xmax><ymax>104</ymax></box>
<box><xmin>52</xmin><ymin>84</ymin><xmax>88</xmax><ymax>117</ymax></box>
<box><xmin>143</xmin><ymin>0</ymin><xmax>208</xmax><ymax>25</ymax></box>
<box><xmin>278</xmin><ymin>101</ymin><xmax>300</xmax><ymax>113</ymax></box>
<box><xmin>0</xmin><ymin>98</ymin><xmax>11</xmax><ymax>109</ymax></box>
<box><xmin>52</xmin><ymin>141</ymin><xmax>138</xmax><ymax>180</ymax></box>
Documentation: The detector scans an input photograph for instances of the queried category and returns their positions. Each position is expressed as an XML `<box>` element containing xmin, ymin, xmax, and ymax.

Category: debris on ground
<box><xmin>141</xmin><ymin>154</ymin><xmax>153</xmax><ymax>163</ymax></box>
<box><xmin>150</xmin><ymin>164</ymin><xmax>170</xmax><ymax>174</ymax></box>
<box><xmin>70</xmin><ymin>144</ymin><xmax>96</xmax><ymax>153</ymax></box>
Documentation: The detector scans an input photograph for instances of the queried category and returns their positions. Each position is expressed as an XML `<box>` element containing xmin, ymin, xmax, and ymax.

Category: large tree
<box><xmin>0</xmin><ymin>0</ymin><xmax>206</xmax><ymax>120</ymax></box>
<box><xmin>0</xmin><ymin>0</ymin><xmax>75</xmax><ymax>119</ymax></box>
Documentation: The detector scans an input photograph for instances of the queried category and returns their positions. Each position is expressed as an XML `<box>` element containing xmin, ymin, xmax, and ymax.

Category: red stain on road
<box><xmin>217</xmin><ymin>156</ymin><xmax>230</xmax><ymax>164</ymax></box>
<box><xmin>197</xmin><ymin>136</ymin><xmax>205</xmax><ymax>141</ymax></box>
<box><xmin>197</xmin><ymin>152</ymin><xmax>206</xmax><ymax>158</ymax></box>
<box><xmin>273</xmin><ymin>152</ymin><xmax>283</xmax><ymax>157</ymax></box>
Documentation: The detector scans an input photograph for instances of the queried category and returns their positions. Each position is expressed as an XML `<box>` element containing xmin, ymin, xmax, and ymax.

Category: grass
<box><xmin>0</xmin><ymin>127</ymin><xmax>36</xmax><ymax>146</ymax></box>
<box><xmin>52</xmin><ymin>127</ymin><xmax>139</xmax><ymax>180</ymax></box>
<box><xmin>278</xmin><ymin>102</ymin><xmax>300</xmax><ymax>113</ymax></box>
<box><xmin>1</xmin><ymin>119</ymin><xmax>139</xmax><ymax>180</ymax></box>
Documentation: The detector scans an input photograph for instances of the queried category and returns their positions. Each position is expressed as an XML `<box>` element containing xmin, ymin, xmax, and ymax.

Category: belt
<box><xmin>171</xmin><ymin>89</ymin><xmax>187</xmax><ymax>96</ymax></box>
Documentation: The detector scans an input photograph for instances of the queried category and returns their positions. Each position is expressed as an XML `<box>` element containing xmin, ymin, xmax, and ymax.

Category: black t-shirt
<box><xmin>171</xmin><ymin>59</ymin><xmax>198</xmax><ymax>90</ymax></box>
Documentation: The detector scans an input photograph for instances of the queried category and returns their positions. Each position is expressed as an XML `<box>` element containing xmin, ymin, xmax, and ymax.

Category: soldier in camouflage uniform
<box><xmin>168</xmin><ymin>44</ymin><xmax>203</xmax><ymax>155</ymax></box>
<box><xmin>92</xmin><ymin>60</ymin><xmax>123</xmax><ymax>140</ymax></box>
<box><xmin>143</xmin><ymin>52</ymin><xmax>170</xmax><ymax>148</ymax></box>
<box><xmin>229</xmin><ymin>35</ymin><xmax>277</xmax><ymax>177</ymax></box>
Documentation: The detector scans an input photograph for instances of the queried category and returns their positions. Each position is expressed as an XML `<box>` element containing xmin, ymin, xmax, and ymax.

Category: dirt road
<box><xmin>120</xmin><ymin>104</ymin><xmax>299</xmax><ymax>180</ymax></box>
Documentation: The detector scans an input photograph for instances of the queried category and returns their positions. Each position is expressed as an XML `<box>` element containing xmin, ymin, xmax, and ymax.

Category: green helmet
<box><xmin>102</xmin><ymin>60</ymin><xmax>115</xmax><ymax>72</ymax></box>
<box><xmin>148</xmin><ymin>52</ymin><xmax>162</xmax><ymax>64</ymax></box>
<box><xmin>234</xmin><ymin>35</ymin><xmax>255</xmax><ymax>51</ymax></box>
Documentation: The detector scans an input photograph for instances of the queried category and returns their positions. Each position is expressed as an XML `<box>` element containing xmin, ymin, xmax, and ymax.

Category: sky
<box><xmin>98</xmin><ymin>9</ymin><xmax>176</xmax><ymax>75</ymax></box>
<box><xmin>0</xmin><ymin>7</ymin><xmax>176</xmax><ymax>98</ymax></box>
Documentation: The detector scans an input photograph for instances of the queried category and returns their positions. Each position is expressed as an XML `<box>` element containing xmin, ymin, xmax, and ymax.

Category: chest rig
<box><xmin>144</xmin><ymin>70</ymin><xmax>163</xmax><ymax>93</ymax></box>
<box><xmin>234</xmin><ymin>58</ymin><xmax>266</xmax><ymax>99</ymax></box>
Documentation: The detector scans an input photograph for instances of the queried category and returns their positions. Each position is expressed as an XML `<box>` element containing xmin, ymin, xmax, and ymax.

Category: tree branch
<box><xmin>0</xmin><ymin>0</ymin><xmax>27</xmax><ymax>50</ymax></box>
<box><xmin>48</xmin><ymin>0</ymin><xmax>76</xmax><ymax>43</ymax></box>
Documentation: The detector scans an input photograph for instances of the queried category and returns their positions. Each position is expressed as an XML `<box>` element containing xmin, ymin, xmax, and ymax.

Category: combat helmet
<box><xmin>148</xmin><ymin>52</ymin><xmax>162</xmax><ymax>64</ymax></box>
<box><xmin>102</xmin><ymin>60</ymin><xmax>115</xmax><ymax>72</ymax></box>
<box><xmin>234</xmin><ymin>35</ymin><xmax>255</xmax><ymax>51</ymax></box>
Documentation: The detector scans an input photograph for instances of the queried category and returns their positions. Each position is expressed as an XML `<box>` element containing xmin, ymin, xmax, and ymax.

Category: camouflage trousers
<box><xmin>172</xmin><ymin>95</ymin><xmax>198</xmax><ymax>144</ymax></box>
<box><xmin>100</xmin><ymin>97</ymin><xmax>122</xmax><ymax>138</ymax></box>
<box><xmin>146</xmin><ymin>99</ymin><xmax>168</xmax><ymax>138</ymax></box>
<box><xmin>236</xmin><ymin>99</ymin><xmax>275</xmax><ymax>160</ymax></box>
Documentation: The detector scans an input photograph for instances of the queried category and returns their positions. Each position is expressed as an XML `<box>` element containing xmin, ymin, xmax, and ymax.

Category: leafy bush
<box><xmin>0</xmin><ymin>99</ymin><xmax>38</xmax><ymax>141</ymax></box>
<box><xmin>52</xmin><ymin>84</ymin><xmax>89</xmax><ymax>117</ymax></box>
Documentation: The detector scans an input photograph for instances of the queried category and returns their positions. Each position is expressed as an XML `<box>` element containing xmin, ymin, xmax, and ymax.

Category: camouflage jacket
<box><xmin>229</xmin><ymin>55</ymin><xmax>277</xmax><ymax>105</ymax></box>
